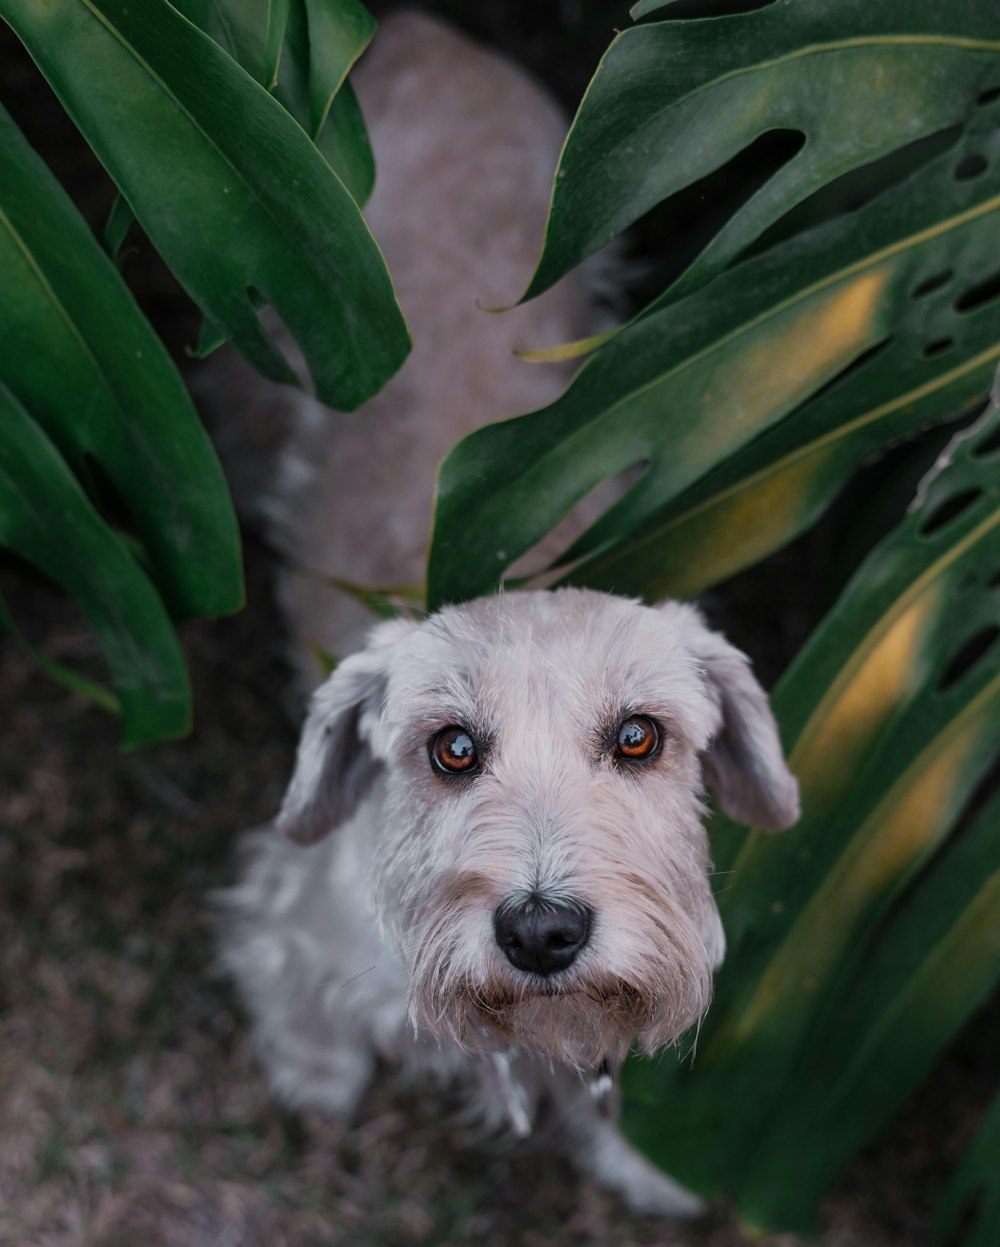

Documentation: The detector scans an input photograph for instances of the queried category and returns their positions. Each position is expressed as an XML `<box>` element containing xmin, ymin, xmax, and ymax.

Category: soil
<box><xmin>1</xmin><ymin>5</ymin><xmax>996</xmax><ymax>1245</ymax></box>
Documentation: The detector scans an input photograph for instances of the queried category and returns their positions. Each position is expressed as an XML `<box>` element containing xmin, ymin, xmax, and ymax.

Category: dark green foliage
<box><xmin>0</xmin><ymin>0</ymin><xmax>406</xmax><ymax>744</ymax></box>
<box><xmin>427</xmin><ymin>3</ymin><xmax>1000</xmax><ymax>1235</ymax></box>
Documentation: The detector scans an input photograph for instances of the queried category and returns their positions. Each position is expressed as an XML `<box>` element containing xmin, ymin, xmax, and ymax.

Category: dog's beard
<box><xmin>399</xmin><ymin>867</ymin><xmax>715</xmax><ymax>1070</ymax></box>
<box><xmin>456</xmin><ymin>972</ymin><xmax>654</xmax><ymax>1069</ymax></box>
<box><xmin>408</xmin><ymin>937</ymin><xmax>713</xmax><ymax>1072</ymax></box>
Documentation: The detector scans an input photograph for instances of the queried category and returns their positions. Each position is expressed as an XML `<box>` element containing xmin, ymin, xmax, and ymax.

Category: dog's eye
<box><xmin>615</xmin><ymin>715</ymin><xmax>659</xmax><ymax>761</ymax></box>
<box><xmin>431</xmin><ymin>726</ymin><xmax>479</xmax><ymax>775</ymax></box>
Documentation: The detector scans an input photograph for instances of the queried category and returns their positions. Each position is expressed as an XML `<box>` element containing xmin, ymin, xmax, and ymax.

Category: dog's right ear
<box><xmin>662</xmin><ymin>602</ymin><xmax>799</xmax><ymax>832</ymax></box>
<box><xmin>277</xmin><ymin>620</ymin><xmax>413</xmax><ymax>845</ymax></box>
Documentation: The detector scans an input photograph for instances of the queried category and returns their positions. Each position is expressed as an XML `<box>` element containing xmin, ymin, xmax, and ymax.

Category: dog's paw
<box><xmin>264</xmin><ymin>1038</ymin><xmax>375</xmax><ymax>1123</ymax></box>
<box><xmin>583</xmin><ymin>1123</ymin><xmax>707</xmax><ymax>1218</ymax></box>
<box><xmin>613</xmin><ymin>1161</ymin><xmax>707</xmax><ymax>1219</ymax></box>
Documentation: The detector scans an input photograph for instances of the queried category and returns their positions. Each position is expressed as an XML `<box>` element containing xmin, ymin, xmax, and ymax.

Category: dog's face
<box><xmin>278</xmin><ymin>589</ymin><xmax>798</xmax><ymax>1071</ymax></box>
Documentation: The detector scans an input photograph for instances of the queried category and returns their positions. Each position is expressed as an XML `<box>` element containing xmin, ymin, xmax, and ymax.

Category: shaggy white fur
<box><xmin>219</xmin><ymin>591</ymin><xmax>797</xmax><ymax>1214</ymax></box>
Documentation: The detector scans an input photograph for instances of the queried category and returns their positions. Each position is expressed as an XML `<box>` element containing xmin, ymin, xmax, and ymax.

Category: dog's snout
<box><xmin>494</xmin><ymin>894</ymin><xmax>592</xmax><ymax>976</ymax></box>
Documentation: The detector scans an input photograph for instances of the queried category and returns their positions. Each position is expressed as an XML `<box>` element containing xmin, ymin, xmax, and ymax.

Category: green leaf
<box><xmin>523</xmin><ymin>0</ymin><xmax>1000</xmax><ymax>307</ymax></box>
<box><xmin>565</xmin><ymin>349</ymin><xmax>993</xmax><ymax>603</ymax></box>
<box><xmin>299</xmin><ymin>0</ymin><xmax>376</xmax><ymax>138</ymax></box>
<box><xmin>630</xmin><ymin>0</ymin><xmax>690</xmax><ymax>14</ymax></box>
<box><xmin>937</xmin><ymin>1087</ymin><xmax>1000</xmax><ymax>1247</ymax></box>
<box><xmin>274</xmin><ymin>0</ymin><xmax>375</xmax><ymax>204</ymax></box>
<box><xmin>173</xmin><ymin>0</ymin><xmax>375</xmax><ymax>203</ymax></box>
<box><xmin>619</xmin><ymin>398</ymin><xmax>1000</xmax><ymax>1219</ymax></box>
<box><xmin>296</xmin><ymin>566</ymin><xmax>425</xmax><ymax>620</ymax></box>
<box><xmin>0</xmin><ymin>592</ymin><xmax>120</xmax><ymax>714</ymax></box>
<box><xmin>732</xmin><ymin>787</ymin><xmax>1000</xmax><ymax>1229</ymax></box>
<box><xmin>428</xmin><ymin>126</ymin><xmax>1000</xmax><ymax>609</ymax></box>
<box><xmin>169</xmin><ymin>0</ymin><xmax>291</xmax><ymax>89</ymax></box>
<box><xmin>314</xmin><ymin>80</ymin><xmax>375</xmax><ymax>206</ymax></box>
<box><xmin>0</xmin><ymin>102</ymin><xmax>242</xmax><ymax>621</ymax></box>
<box><xmin>102</xmin><ymin>191</ymin><xmax>134</xmax><ymax>262</ymax></box>
<box><xmin>0</xmin><ymin>384</ymin><xmax>190</xmax><ymax>747</ymax></box>
<box><xmin>0</xmin><ymin>0</ymin><xmax>408</xmax><ymax>411</ymax></box>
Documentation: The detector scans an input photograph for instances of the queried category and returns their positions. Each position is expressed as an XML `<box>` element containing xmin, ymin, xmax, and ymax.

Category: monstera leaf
<box><xmin>170</xmin><ymin>0</ymin><xmax>292</xmax><ymax>89</ymax></box>
<box><xmin>0</xmin><ymin>0</ymin><xmax>407</xmax><ymax>412</ymax></box>
<box><xmin>523</xmin><ymin>0</ymin><xmax>1000</xmax><ymax>308</ymax></box>
<box><xmin>730</xmin><ymin>786</ymin><xmax>1000</xmax><ymax>1230</ymax></box>
<box><xmin>0</xmin><ymin>104</ymin><xmax>241</xmax><ymax>623</ymax></box>
<box><xmin>718</xmin><ymin>781</ymin><xmax>1000</xmax><ymax>1230</ymax></box>
<box><xmin>0</xmin><ymin>384</ymin><xmax>190</xmax><ymax>747</ymax></box>
<box><xmin>619</xmin><ymin>402</ymin><xmax>1000</xmax><ymax>1231</ymax></box>
<box><xmin>173</xmin><ymin>0</ymin><xmax>377</xmax><ymax>204</ymax></box>
<box><xmin>0</xmin><ymin>102</ymin><xmax>241</xmax><ymax>743</ymax></box>
<box><xmin>292</xmin><ymin>0</ymin><xmax>376</xmax><ymax>140</ymax></box>
<box><xmin>273</xmin><ymin>0</ymin><xmax>377</xmax><ymax>204</ymax></box>
<box><xmin>429</xmin><ymin>121</ymin><xmax>1000</xmax><ymax>608</ymax></box>
<box><xmin>0</xmin><ymin>0</ymin><xmax>400</xmax><ymax>740</ymax></box>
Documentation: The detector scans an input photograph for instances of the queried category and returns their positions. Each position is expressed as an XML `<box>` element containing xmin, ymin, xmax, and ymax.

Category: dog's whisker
<box><xmin>317</xmin><ymin>963</ymin><xmax>379</xmax><ymax>993</ymax></box>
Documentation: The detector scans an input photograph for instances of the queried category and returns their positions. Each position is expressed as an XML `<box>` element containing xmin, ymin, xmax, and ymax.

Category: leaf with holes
<box><xmin>0</xmin><ymin>0</ymin><xmax>407</xmax><ymax>411</ymax></box>
<box><xmin>559</xmin><ymin>191</ymin><xmax>1000</xmax><ymax>599</ymax></box>
<box><xmin>936</xmin><ymin>1086</ymin><xmax>1000</xmax><ymax>1247</ymax></box>
<box><xmin>0</xmin><ymin>383</ymin><xmax>190</xmax><ymax>747</ymax></box>
<box><xmin>428</xmin><ymin>125</ymin><xmax>1000</xmax><ymax>609</ymax></box>
<box><xmin>0</xmin><ymin>102</ymin><xmax>241</xmax><ymax>622</ymax></box>
<box><xmin>522</xmin><ymin>0</ymin><xmax>1000</xmax><ymax>308</ymax></box>
<box><xmin>618</xmin><ymin>400</ymin><xmax>1000</xmax><ymax>1228</ymax></box>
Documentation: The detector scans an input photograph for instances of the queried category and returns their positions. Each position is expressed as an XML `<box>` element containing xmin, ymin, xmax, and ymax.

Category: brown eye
<box><xmin>616</xmin><ymin>715</ymin><xmax>659</xmax><ymax>761</ymax></box>
<box><xmin>431</xmin><ymin>726</ymin><xmax>479</xmax><ymax>775</ymax></box>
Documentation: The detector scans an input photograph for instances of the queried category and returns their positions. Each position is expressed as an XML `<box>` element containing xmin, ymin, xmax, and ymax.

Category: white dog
<box><xmin>211</xmin><ymin>12</ymin><xmax>798</xmax><ymax>1218</ymax></box>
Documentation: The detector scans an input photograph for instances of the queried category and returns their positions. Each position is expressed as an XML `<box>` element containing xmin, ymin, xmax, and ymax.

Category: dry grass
<box><xmin>2</xmin><ymin>554</ymin><xmax>992</xmax><ymax>1247</ymax></box>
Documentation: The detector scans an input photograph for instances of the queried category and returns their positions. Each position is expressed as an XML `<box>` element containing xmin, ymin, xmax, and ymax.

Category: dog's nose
<box><xmin>494</xmin><ymin>894</ymin><xmax>592</xmax><ymax>976</ymax></box>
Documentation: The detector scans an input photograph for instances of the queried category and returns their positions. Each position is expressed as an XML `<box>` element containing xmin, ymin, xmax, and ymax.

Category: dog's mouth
<box><xmin>468</xmin><ymin>974</ymin><xmax>652</xmax><ymax>1029</ymax></box>
<box><xmin>443</xmin><ymin>971</ymin><xmax>655</xmax><ymax>1068</ymax></box>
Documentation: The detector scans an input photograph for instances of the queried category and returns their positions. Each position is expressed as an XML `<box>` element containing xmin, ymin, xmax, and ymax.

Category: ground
<box><xmin>1</xmin><ymin>4</ymin><xmax>996</xmax><ymax>1245</ymax></box>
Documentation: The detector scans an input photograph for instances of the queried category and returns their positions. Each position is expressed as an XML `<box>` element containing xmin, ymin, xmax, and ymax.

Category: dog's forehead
<box><xmin>384</xmin><ymin>590</ymin><xmax>709</xmax><ymax>726</ymax></box>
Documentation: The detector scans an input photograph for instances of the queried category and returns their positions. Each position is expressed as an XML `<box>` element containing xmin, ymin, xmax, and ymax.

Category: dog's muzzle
<box><xmin>493</xmin><ymin>893</ymin><xmax>593</xmax><ymax>976</ymax></box>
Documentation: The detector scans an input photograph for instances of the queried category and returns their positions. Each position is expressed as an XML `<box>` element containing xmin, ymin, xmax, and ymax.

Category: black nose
<box><xmin>494</xmin><ymin>894</ymin><xmax>593</xmax><ymax>976</ymax></box>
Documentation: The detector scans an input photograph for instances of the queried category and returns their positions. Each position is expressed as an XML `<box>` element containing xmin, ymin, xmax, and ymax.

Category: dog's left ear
<box><xmin>681</xmin><ymin>607</ymin><xmax>799</xmax><ymax>832</ymax></box>
<box><xmin>277</xmin><ymin>619</ymin><xmax>414</xmax><ymax>845</ymax></box>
